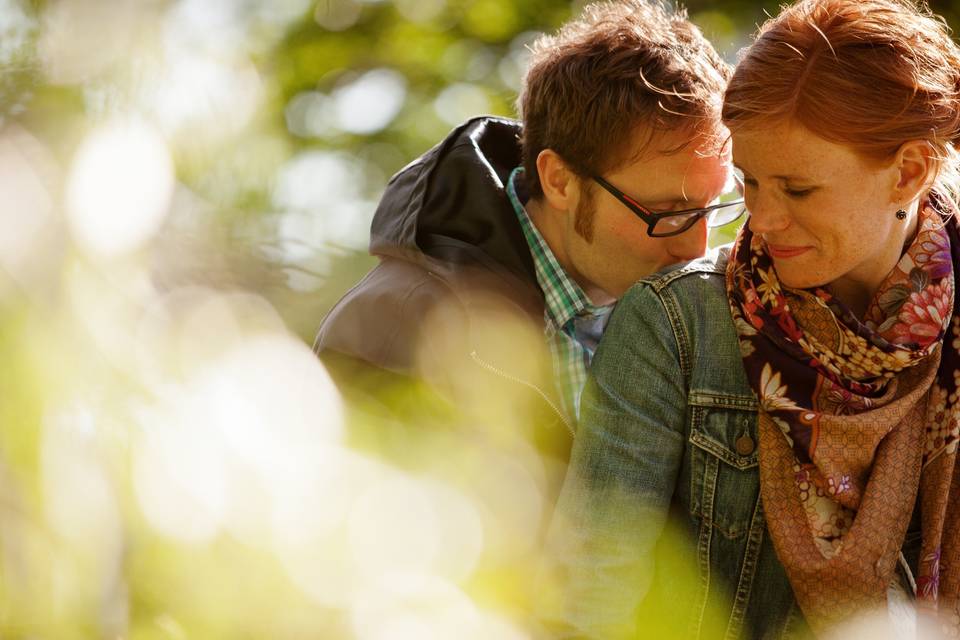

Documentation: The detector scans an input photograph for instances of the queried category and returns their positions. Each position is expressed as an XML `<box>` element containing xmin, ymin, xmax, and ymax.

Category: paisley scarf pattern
<box><xmin>727</xmin><ymin>198</ymin><xmax>960</xmax><ymax>635</ymax></box>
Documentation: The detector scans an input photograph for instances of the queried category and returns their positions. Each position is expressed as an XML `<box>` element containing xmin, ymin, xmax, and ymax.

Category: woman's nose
<box><xmin>745</xmin><ymin>193</ymin><xmax>789</xmax><ymax>234</ymax></box>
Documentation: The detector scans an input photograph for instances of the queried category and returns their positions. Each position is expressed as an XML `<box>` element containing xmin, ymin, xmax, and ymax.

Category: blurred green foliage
<box><xmin>6</xmin><ymin>0</ymin><xmax>960</xmax><ymax>337</ymax></box>
<box><xmin>2</xmin><ymin>0</ymin><xmax>960</xmax><ymax>637</ymax></box>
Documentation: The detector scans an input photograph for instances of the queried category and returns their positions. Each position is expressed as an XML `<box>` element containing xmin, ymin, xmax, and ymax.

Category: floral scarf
<box><xmin>727</xmin><ymin>198</ymin><xmax>960</xmax><ymax>635</ymax></box>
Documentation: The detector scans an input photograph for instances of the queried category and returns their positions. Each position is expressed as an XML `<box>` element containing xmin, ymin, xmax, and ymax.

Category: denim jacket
<box><xmin>540</xmin><ymin>247</ymin><xmax>811</xmax><ymax>639</ymax></box>
<box><xmin>541</xmin><ymin>247</ymin><xmax>928</xmax><ymax>638</ymax></box>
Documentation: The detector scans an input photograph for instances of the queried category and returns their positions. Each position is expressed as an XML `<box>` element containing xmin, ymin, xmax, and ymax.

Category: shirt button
<box><xmin>735</xmin><ymin>434</ymin><xmax>755</xmax><ymax>456</ymax></box>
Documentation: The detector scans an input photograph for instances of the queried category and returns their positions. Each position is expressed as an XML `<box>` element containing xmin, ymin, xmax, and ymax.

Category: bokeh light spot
<box><xmin>333</xmin><ymin>68</ymin><xmax>407</xmax><ymax>134</ymax></box>
<box><xmin>39</xmin><ymin>0</ymin><xmax>141</xmax><ymax>84</ymax></box>
<box><xmin>347</xmin><ymin>476</ymin><xmax>485</xmax><ymax>583</ymax></box>
<box><xmin>0</xmin><ymin>126</ymin><xmax>60</xmax><ymax>291</ymax></box>
<box><xmin>498</xmin><ymin>31</ymin><xmax>538</xmax><ymax>91</ymax></box>
<box><xmin>433</xmin><ymin>83</ymin><xmax>490</xmax><ymax>126</ymax></box>
<box><xmin>284</xmin><ymin>90</ymin><xmax>335</xmax><ymax>138</ymax></box>
<box><xmin>274</xmin><ymin>450</ymin><xmax>390</xmax><ymax>607</ymax></box>
<box><xmin>133</xmin><ymin>392</ymin><xmax>230</xmax><ymax>544</ymax></box>
<box><xmin>66</xmin><ymin>120</ymin><xmax>174</xmax><ymax>258</ymax></box>
<box><xmin>42</xmin><ymin>405</ymin><xmax>122</xmax><ymax>552</ymax></box>
<box><xmin>394</xmin><ymin>0</ymin><xmax>446</xmax><ymax>23</ymax></box>
<box><xmin>314</xmin><ymin>0</ymin><xmax>362</xmax><ymax>32</ymax></box>
<box><xmin>273</xmin><ymin>151</ymin><xmax>360</xmax><ymax>213</ymax></box>
<box><xmin>348</xmin><ymin>478</ymin><xmax>441</xmax><ymax>577</ymax></box>
<box><xmin>149</xmin><ymin>41</ymin><xmax>263</xmax><ymax>141</ymax></box>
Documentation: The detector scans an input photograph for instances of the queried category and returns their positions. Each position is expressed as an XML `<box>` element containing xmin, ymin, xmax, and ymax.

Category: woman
<box><xmin>542</xmin><ymin>0</ymin><xmax>960</xmax><ymax>637</ymax></box>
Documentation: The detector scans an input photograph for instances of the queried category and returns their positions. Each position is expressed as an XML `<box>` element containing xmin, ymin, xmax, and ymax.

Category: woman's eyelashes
<box><xmin>784</xmin><ymin>186</ymin><xmax>814</xmax><ymax>198</ymax></box>
<box><xmin>740</xmin><ymin>177</ymin><xmax>814</xmax><ymax>199</ymax></box>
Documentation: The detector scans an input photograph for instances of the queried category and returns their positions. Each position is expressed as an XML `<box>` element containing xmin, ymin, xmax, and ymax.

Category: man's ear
<box><xmin>536</xmin><ymin>149</ymin><xmax>577</xmax><ymax>212</ymax></box>
<box><xmin>894</xmin><ymin>139</ymin><xmax>939</xmax><ymax>203</ymax></box>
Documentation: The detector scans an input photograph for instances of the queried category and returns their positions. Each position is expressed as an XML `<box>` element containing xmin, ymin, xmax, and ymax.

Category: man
<box><xmin>314</xmin><ymin>0</ymin><xmax>737</xmax><ymax>455</ymax></box>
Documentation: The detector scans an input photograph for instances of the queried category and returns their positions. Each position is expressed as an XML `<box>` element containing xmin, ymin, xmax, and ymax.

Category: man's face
<box><xmin>561</xmin><ymin>128</ymin><xmax>730</xmax><ymax>302</ymax></box>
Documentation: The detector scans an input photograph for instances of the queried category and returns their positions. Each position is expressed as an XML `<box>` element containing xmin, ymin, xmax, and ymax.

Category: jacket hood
<box><xmin>369</xmin><ymin>116</ymin><xmax>537</xmax><ymax>287</ymax></box>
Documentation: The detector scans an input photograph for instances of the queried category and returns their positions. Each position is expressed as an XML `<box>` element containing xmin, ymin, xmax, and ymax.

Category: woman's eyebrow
<box><xmin>771</xmin><ymin>173</ymin><xmax>814</xmax><ymax>181</ymax></box>
<box><xmin>733</xmin><ymin>164</ymin><xmax>812</xmax><ymax>182</ymax></box>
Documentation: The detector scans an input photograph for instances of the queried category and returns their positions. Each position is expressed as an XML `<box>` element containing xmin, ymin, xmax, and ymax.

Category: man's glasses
<box><xmin>592</xmin><ymin>175</ymin><xmax>746</xmax><ymax>238</ymax></box>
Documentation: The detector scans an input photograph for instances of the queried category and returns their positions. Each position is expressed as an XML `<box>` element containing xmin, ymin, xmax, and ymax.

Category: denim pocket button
<box><xmin>735</xmin><ymin>434</ymin><xmax>755</xmax><ymax>456</ymax></box>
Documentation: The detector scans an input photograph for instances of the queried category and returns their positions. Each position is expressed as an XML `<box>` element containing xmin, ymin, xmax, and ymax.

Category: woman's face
<box><xmin>732</xmin><ymin>121</ymin><xmax>915</xmax><ymax>308</ymax></box>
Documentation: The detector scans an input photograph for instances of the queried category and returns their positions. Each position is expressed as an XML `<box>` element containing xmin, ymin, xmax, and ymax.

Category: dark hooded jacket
<box><xmin>314</xmin><ymin>117</ymin><xmax>573</xmax><ymax>453</ymax></box>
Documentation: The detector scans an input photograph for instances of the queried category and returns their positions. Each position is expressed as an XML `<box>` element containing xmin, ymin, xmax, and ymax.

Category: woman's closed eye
<box><xmin>784</xmin><ymin>186</ymin><xmax>814</xmax><ymax>198</ymax></box>
<box><xmin>737</xmin><ymin>171</ymin><xmax>815</xmax><ymax>199</ymax></box>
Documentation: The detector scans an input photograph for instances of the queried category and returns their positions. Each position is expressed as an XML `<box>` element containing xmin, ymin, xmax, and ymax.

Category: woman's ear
<box><xmin>895</xmin><ymin>139</ymin><xmax>939</xmax><ymax>202</ymax></box>
<box><xmin>536</xmin><ymin>149</ymin><xmax>576</xmax><ymax>212</ymax></box>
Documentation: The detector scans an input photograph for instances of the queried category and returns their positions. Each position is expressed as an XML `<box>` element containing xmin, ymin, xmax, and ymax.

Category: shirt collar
<box><xmin>507</xmin><ymin>167</ymin><xmax>605</xmax><ymax>330</ymax></box>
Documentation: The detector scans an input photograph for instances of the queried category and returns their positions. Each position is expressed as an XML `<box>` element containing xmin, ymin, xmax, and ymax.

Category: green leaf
<box><xmin>878</xmin><ymin>284</ymin><xmax>911</xmax><ymax>316</ymax></box>
<box><xmin>877</xmin><ymin>315</ymin><xmax>899</xmax><ymax>333</ymax></box>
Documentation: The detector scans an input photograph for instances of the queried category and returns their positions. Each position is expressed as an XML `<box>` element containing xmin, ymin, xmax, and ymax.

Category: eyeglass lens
<box><xmin>649</xmin><ymin>202</ymin><xmax>745</xmax><ymax>236</ymax></box>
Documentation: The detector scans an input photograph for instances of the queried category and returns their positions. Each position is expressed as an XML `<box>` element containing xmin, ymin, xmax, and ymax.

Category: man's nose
<box><xmin>666</xmin><ymin>216</ymin><xmax>708</xmax><ymax>262</ymax></box>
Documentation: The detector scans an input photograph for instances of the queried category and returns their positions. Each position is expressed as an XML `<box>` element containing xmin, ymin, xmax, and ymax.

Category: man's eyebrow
<box><xmin>617</xmin><ymin>183</ymin><xmax>686</xmax><ymax>204</ymax></box>
<box><xmin>639</xmin><ymin>194</ymin><xmax>686</xmax><ymax>207</ymax></box>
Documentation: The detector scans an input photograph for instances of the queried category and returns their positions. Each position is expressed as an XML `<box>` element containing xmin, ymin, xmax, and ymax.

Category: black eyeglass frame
<box><xmin>592</xmin><ymin>175</ymin><xmax>745</xmax><ymax>238</ymax></box>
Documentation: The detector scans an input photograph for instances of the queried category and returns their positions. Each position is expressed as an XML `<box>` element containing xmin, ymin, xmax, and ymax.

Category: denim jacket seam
<box><xmin>689</xmin><ymin>431</ymin><xmax>759</xmax><ymax>470</ymax></box>
<box><xmin>644</xmin><ymin>264</ymin><xmax>726</xmax><ymax>294</ymax></box>
<box><xmin>657</xmin><ymin>282</ymin><xmax>715</xmax><ymax>639</ymax></box>
<box><xmin>691</xmin><ymin>449</ymin><xmax>719</xmax><ymax>639</ymax></box>
<box><xmin>655</xmin><ymin>285</ymin><xmax>692</xmax><ymax>381</ymax></box>
<box><xmin>688</xmin><ymin>391</ymin><xmax>758</xmax><ymax>410</ymax></box>
<box><xmin>780</xmin><ymin>601</ymin><xmax>801</xmax><ymax>638</ymax></box>
<box><xmin>725</xmin><ymin>496</ymin><xmax>766</xmax><ymax>639</ymax></box>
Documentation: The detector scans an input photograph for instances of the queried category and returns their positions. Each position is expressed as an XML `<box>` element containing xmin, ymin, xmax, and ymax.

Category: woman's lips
<box><xmin>766</xmin><ymin>244</ymin><xmax>811</xmax><ymax>259</ymax></box>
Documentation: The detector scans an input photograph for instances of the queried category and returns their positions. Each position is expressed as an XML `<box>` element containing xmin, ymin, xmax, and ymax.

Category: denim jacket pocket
<box><xmin>688</xmin><ymin>393</ymin><xmax>759</xmax><ymax>541</ymax></box>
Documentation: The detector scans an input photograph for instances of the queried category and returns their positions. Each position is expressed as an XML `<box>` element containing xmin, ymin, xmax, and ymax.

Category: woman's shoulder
<box><xmin>642</xmin><ymin>244</ymin><xmax>730</xmax><ymax>292</ymax></box>
<box><xmin>612</xmin><ymin>244</ymin><xmax>750</xmax><ymax>397</ymax></box>
<box><xmin>619</xmin><ymin>244</ymin><xmax>732</xmax><ymax>319</ymax></box>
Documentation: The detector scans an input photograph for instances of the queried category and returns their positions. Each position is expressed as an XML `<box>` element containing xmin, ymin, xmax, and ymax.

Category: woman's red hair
<box><xmin>724</xmin><ymin>0</ymin><xmax>960</xmax><ymax>195</ymax></box>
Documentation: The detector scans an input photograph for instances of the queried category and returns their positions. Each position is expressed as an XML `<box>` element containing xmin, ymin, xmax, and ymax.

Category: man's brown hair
<box><xmin>517</xmin><ymin>0</ymin><xmax>730</xmax><ymax>235</ymax></box>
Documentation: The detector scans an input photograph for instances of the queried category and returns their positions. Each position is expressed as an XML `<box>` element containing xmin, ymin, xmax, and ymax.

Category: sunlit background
<box><xmin>4</xmin><ymin>0</ymin><xmax>960</xmax><ymax>637</ymax></box>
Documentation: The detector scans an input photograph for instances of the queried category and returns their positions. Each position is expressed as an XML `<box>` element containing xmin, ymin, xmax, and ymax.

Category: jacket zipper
<box><xmin>469</xmin><ymin>350</ymin><xmax>575</xmax><ymax>437</ymax></box>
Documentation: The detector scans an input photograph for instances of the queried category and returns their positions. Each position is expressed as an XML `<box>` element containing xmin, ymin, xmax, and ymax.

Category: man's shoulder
<box><xmin>314</xmin><ymin>258</ymin><xmax>462</xmax><ymax>367</ymax></box>
<box><xmin>315</xmin><ymin>255</ymin><xmax>567</xmax><ymax>454</ymax></box>
<box><xmin>315</xmin><ymin>256</ymin><xmax>545</xmax><ymax>371</ymax></box>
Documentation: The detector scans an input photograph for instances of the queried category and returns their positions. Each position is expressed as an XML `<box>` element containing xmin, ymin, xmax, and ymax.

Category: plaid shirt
<box><xmin>507</xmin><ymin>167</ymin><xmax>614</xmax><ymax>421</ymax></box>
